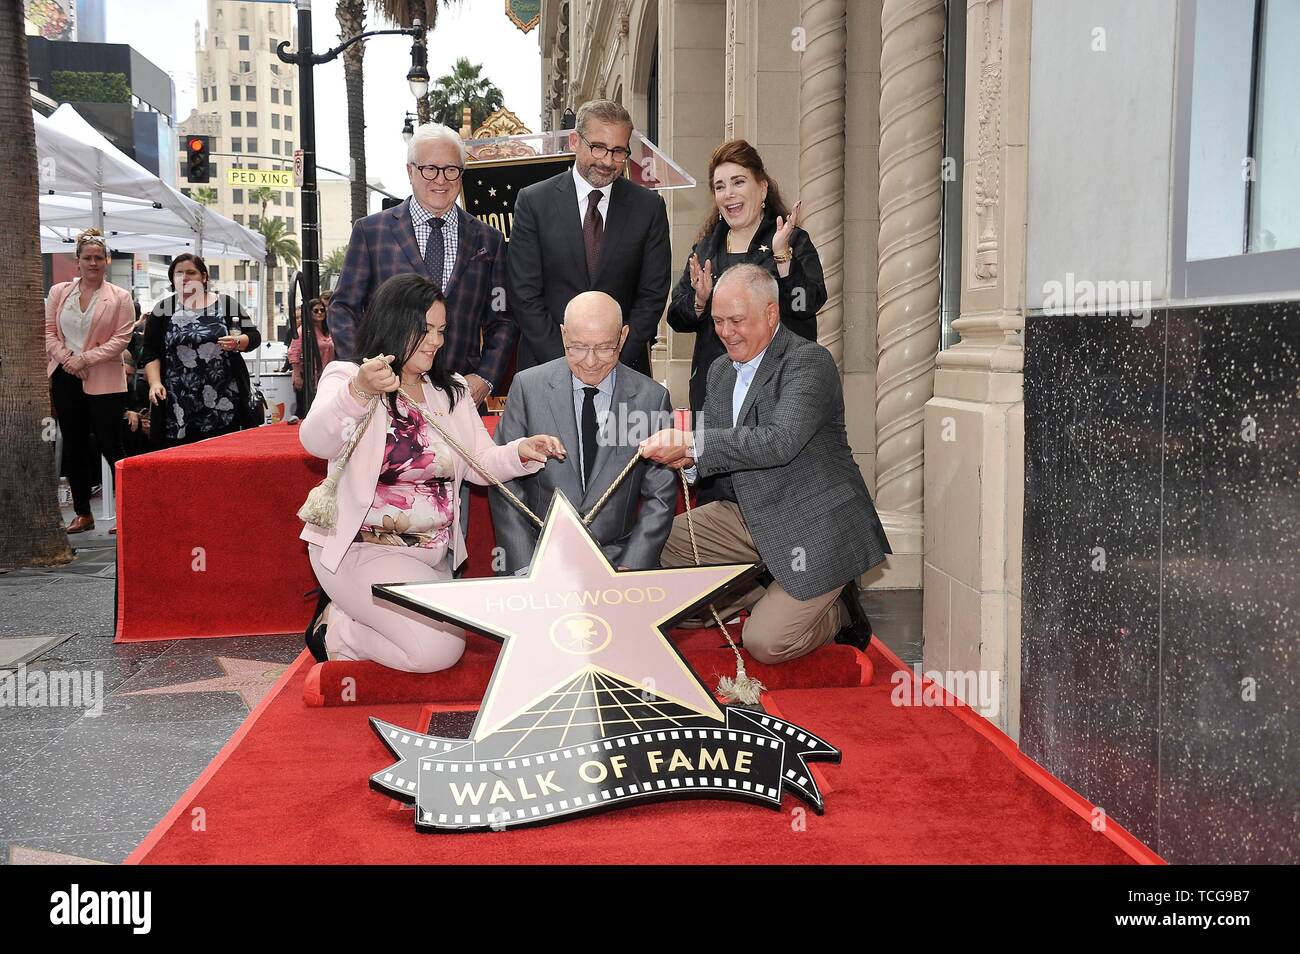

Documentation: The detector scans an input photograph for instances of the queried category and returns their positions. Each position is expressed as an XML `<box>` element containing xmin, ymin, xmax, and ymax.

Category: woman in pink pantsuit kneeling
<box><xmin>298</xmin><ymin>274</ymin><xmax>566</xmax><ymax>672</ymax></box>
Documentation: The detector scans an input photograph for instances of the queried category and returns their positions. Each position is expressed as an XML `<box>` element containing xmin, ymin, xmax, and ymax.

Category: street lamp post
<box><xmin>276</xmin><ymin>1</ymin><xmax>429</xmax><ymax>410</ymax></box>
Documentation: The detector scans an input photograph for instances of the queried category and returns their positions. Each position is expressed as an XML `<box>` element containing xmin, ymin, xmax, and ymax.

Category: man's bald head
<box><xmin>563</xmin><ymin>291</ymin><xmax>624</xmax><ymax>338</ymax></box>
<box><xmin>561</xmin><ymin>291</ymin><xmax>629</xmax><ymax>385</ymax></box>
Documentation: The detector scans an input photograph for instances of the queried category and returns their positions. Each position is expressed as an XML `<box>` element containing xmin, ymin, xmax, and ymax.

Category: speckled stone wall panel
<box><xmin>1022</xmin><ymin>304</ymin><xmax>1300</xmax><ymax>863</ymax></box>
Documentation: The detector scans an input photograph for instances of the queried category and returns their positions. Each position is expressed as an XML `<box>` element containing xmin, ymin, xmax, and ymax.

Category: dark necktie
<box><xmin>582</xmin><ymin>191</ymin><xmax>604</xmax><ymax>282</ymax></box>
<box><xmin>581</xmin><ymin>386</ymin><xmax>599</xmax><ymax>489</ymax></box>
<box><xmin>424</xmin><ymin>217</ymin><xmax>446</xmax><ymax>290</ymax></box>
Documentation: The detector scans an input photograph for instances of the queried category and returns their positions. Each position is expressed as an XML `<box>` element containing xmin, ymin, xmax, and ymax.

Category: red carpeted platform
<box><xmin>302</xmin><ymin>627</ymin><xmax>873</xmax><ymax>706</ymax></box>
<box><xmin>115</xmin><ymin>419</ymin><xmax>535</xmax><ymax>642</ymax></box>
<box><xmin>125</xmin><ymin>638</ymin><xmax>1161</xmax><ymax>865</ymax></box>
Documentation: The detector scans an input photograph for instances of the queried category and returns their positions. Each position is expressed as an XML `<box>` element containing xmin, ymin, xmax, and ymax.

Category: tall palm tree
<box><xmin>337</xmin><ymin>0</ymin><xmax>368</xmax><ymax>225</ymax></box>
<box><xmin>321</xmin><ymin>246</ymin><xmax>347</xmax><ymax>290</ymax></box>
<box><xmin>0</xmin><ymin>4</ymin><xmax>72</xmax><ymax>568</ymax></box>
<box><xmin>427</xmin><ymin>58</ymin><xmax>504</xmax><ymax>131</ymax></box>
<box><xmin>255</xmin><ymin>217</ymin><xmax>301</xmax><ymax>341</ymax></box>
<box><xmin>369</xmin><ymin>0</ymin><xmax>458</xmax><ymax>124</ymax></box>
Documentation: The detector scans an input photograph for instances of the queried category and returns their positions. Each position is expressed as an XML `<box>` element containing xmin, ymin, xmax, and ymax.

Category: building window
<box><xmin>246</xmin><ymin>138</ymin><xmax>258</xmax><ymax>153</ymax></box>
<box><xmin>246</xmin><ymin>85</ymin><xmax>257</xmax><ymax>101</ymax></box>
<box><xmin>238</xmin><ymin>34</ymin><xmax>250</xmax><ymax>50</ymax></box>
<box><xmin>210</xmin><ymin>264</ymin><xmax>221</xmax><ymax>280</ymax></box>
<box><xmin>271</xmin><ymin>113</ymin><xmax>280</xmax><ymax>129</ymax></box>
<box><xmin>235</xmin><ymin>264</ymin><xmax>246</xmax><ymax>281</ymax></box>
<box><xmin>230</xmin><ymin>111</ymin><xmax>241</xmax><ymax>126</ymax></box>
<box><xmin>231</xmin><ymin>138</ymin><xmax>242</xmax><ymax>152</ymax></box>
<box><xmin>250</xmin><ymin>215</ymin><xmax>260</xmax><ymax>228</ymax></box>
<box><xmin>240</xmin><ymin>62</ymin><xmax>251</xmax><ymax>73</ymax></box>
<box><xmin>234</xmin><ymin>213</ymin><xmax>244</xmax><ymax>225</ymax></box>
<box><xmin>272</xmin><ymin>140</ymin><xmax>280</xmax><ymax>155</ymax></box>
<box><xmin>283</xmin><ymin>90</ymin><xmax>292</xmax><ymax>106</ymax></box>
<box><xmin>233</xmin><ymin>188</ymin><xmax>244</xmax><ymax>204</ymax></box>
<box><xmin>287</xmin><ymin>217</ymin><xmax>294</xmax><ymax>231</ymax></box>
<box><xmin>230</xmin><ymin>85</ymin><xmax>241</xmax><ymax>101</ymax></box>
<box><xmin>202</xmin><ymin>87</ymin><xmax>208</xmax><ymax>103</ymax></box>
<box><xmin>1175</xmin><ymin>0</ymin><xmax>1300</xmax><ymax>297</ymax></box>
<box><xmin>271</xmin><ymin>87</ymin><xmax>279</xmax><ymax>103</ymax></box>
<box><xmin>283</xmin><ymin>141</ymin><xmax>292</xmax><ymax>154</ymax></box>
<box><xmin>284</xmin><ymin>115</ymin><xmax>292</xmax><ymax>131</ymax></box>
<box><xmin>285</xmin><ymin>192</ymin><xmax>293</xmax><ymax>207</ymax></box>
<box><xmin>268</xmin><ymin>38</ymin><xmax>278</xmax><ymax>53</ymax></box>
<box><xmin>246</xmin><ymin>111</ymin><xmax>257</xmax><ymax>126</ymax></box>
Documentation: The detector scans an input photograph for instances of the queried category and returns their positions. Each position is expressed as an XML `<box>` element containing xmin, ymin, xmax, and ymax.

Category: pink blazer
<box><xmin>44</xmin><ymin>280</ymin><xmax>135</xmax><ymax>395</ymax></box>
<box><xmin>299</xmin><ymin>361</ymin><xmax>544</xmax><ymax>574</ymax></box>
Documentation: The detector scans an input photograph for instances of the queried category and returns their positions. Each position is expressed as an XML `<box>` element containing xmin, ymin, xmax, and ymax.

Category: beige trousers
<box><xmin>661</xmin><ymin>500</ymin><xmax>845</xmax><ymax>665</ymax></box>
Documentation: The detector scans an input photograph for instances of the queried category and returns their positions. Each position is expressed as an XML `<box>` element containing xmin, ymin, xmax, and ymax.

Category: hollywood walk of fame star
<box><xmin>488</xmin><ymin>187</ymin><xmax>497</xmax><ymax>196</ymax></box>
<box><xmin>376</xmin><ymin>493</ymin><xmax>756</xmax><ymax>741</ymax></box>
<box><xmin>122</xmin><ymin>657</ymin><xmax>287</xmax><ymax>710</ymax></box>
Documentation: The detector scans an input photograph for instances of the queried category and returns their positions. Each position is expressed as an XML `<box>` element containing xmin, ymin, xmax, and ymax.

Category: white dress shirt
<box><xmin>59</xmin><ymin>279</ymin><xmax>100</xmax><ymax>355</ymax></box>
<box><xmin>572</xmin><ymin>165</ymin><xmax>613</xmax><ymax>227</ymax></box>
<box><xmin>572</xmin><ymin>366</ymin><xmax>617</xmax><ymax>491</ymax></box>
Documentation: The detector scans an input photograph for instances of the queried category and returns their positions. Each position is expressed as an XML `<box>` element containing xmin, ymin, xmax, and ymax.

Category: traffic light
<box><xmin>184</xmin><ymin>135</ymin><xmax>211</xmax><ymax>183</ymax></box>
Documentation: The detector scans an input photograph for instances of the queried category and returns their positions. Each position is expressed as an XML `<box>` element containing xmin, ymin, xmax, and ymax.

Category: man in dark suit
<box><xmin>491</xmin><ymin>292</ymin><xmax>677</xmax><ymax>574</ymax></box>
<box><xmin>329</xmin><ymin>123</ymin><xmax>515</xmax><ymax>406</ymax></box>
<box><xmin>640</xmin><ymin>264</ymin><xmax>891</xmax><ymax>665</ymax></box>
<box><xmin>507</xmin><ymin>99</ymin><xmax>671</xmax><ymax>377</ymax></box>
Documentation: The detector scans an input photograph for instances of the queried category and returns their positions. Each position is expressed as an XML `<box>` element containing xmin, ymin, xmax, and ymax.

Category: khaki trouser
<box><xmin>661</xmin><ymin>500</ymin><xmax>845</xmax><ymax>665</ymax></box>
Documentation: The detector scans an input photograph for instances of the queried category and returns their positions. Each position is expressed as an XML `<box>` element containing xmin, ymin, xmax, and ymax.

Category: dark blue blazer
<box><xmin>328</xmin><ymin>201</ymin><xmax>518</xmax><ymax>388</ymax></box>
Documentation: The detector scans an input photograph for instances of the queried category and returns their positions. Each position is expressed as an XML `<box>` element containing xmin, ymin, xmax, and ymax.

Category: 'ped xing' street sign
<box><xmin>226</xmin><ymin>168</ymin><xmax>293</xmax><ymax>187</ymax></box>
<box><xmin>369</xmin><ymin>493</ymin><xmax>841</xmax><ymax>832</ymax></box>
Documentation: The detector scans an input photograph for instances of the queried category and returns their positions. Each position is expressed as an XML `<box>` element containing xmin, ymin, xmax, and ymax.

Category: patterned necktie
<box><xmin>582</xmin><ymin>191</ymin><xmax>604</xmax><ymax>282</ymax></box>
<box><xmin>581</xmin><ymin>386</ymin><xmax>599</xmax><ymax>489</ymax></box>
<box><xmin>424</xmin><ymin>218</ymin><xmax>446</xmax><ymax>291</ymax></box>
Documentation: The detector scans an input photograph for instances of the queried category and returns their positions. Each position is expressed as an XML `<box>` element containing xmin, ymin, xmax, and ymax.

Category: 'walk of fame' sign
<box><xmin>368</xmin><ymin>494</ymin><xmax>841</xmax><ymax>832</ymax></box>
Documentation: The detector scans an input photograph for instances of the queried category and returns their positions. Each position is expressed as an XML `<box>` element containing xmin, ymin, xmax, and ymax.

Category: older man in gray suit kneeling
<box><xmin>640</xmin><ymin>264</ymin><xmax>890</xmax><ymax>664</ymax></box>
<box><xmin>491</xmin><ymin>291</ymin><xmax>678</xmax><ymax>573</ymax></box>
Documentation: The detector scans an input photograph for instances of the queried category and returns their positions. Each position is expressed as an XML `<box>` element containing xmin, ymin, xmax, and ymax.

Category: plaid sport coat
<box><xmin>694</xmin><ymin>327</ymin><xmax>891</xmax><ymax>601</ymax></box>
<box><xmin>328</xmin><ymin>201</ymin><xmax>518</xmax><ymax>389</ymax></box>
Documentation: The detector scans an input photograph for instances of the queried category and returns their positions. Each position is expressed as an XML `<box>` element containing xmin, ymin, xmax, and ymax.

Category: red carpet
<box><xmin>126</xmin><ymin>640</ymin><xmax>1159</xmax><ymax>865</ymax></box>
<box><xmin>115</xmin><ymin>419</ymin><xmax>570</xmax><ymax>642</ymax></box>
<box><xmin>303</xmin><ymin>628</ymin><xmax>872</xmax><ymax>706</ymax></box>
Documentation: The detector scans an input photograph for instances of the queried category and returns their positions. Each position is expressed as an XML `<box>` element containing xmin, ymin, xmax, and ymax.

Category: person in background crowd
<box><xmin>288</xmin><ymin>297</ymin><xmax>335</xmax><ymax>410</ymax></box>
<box><xmin>121</xmin><ymin>310</ymin><xmax>152</xmax><ymax>456</ymax></box>
<box><xmin>141</xmin><ymin>254</ymin><xmax>262</xmax><ymax>447</ymax></box>
<box><xmin>43</xmin><ymin>228</ymin><xmax>136</xmax><ymax>534</ymax></box>
<box><xmin>508</xmin><ymin>99</ymin><xmax>671</xmax><ymax>376</ymax></box>
<box><xmin>298</xmin><ymin>274</ymin><xmax>565</xmax><ymax>671</ymax></box>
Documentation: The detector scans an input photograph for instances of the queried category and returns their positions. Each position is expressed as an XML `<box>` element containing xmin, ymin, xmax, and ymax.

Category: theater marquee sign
<box><xmin>369</xmin><ymin>494</ymin><xmax>841</xmax><ymax>832</ymax></box>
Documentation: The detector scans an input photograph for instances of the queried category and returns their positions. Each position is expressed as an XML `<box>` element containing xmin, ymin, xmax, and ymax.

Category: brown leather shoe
<box><xmin>66</xmin><ymin>515</ymin><xmax>95</xmax><ymax>534</ymax></box>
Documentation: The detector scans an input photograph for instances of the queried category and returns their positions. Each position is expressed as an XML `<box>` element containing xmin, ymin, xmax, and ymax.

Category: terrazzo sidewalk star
<box><xmin>122</xmin><ymin>657</ymin><xmax>287</xmax><ymax>710</ymax></box>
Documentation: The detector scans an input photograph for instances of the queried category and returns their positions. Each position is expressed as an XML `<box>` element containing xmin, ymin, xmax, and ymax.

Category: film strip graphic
<box><xmin>369</xmin><ymin>708</ymin><xmax>841</xmax><ymax>832</ymax></box>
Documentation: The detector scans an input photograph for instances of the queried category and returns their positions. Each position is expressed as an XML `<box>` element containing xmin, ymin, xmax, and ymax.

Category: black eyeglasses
<box><xmin>414</xmin><ymin>163</ymin><xmax>464</xmax><ymax>182</ymax></box>
<box><xmin>578</xmin><ymin>133</ymin><xmax>631</xmax><ymax>162</ymax></box>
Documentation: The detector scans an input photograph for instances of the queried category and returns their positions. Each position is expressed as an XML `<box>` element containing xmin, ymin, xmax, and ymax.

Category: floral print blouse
<box><xmin>357</xmin><ymin>392</ymin><xmax>456</xmax><ymax>552</ymax></box>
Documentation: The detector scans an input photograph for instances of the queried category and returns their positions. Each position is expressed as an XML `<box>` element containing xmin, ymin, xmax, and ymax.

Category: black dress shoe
<box><xmin>833</xmin><ymin>579</ymin><xmax>873</xmax><ymax>651</ymax></box>
<box><xmin>304</xmin><ymin>588</ymin><xmax>331</xmax><ymax>663</ymax></box>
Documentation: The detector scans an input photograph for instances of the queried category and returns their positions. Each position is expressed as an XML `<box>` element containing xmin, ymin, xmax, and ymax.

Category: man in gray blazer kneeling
<box><xmin>492</xmin><ymin>291</ymin><xmax>678</xmax><ymax>573</ymax></box>
<box><xmin>640</xmin><ymin>264</ymin><xmax>891</xmax><ymax>664</ymax></box>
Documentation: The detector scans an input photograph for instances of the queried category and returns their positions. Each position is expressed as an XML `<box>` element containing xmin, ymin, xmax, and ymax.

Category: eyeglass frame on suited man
<box><xmin>576</xmin><ymin>132</ymin><xmax>632</xmax><ymax>163</ymax></box>
<box><xmin>413</xmin><ymin>162</ymin><xmax>465</xmax><ymax>182</ymax></box>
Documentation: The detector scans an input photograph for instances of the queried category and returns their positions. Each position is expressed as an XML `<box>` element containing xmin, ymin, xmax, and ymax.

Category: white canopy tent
<box><xmin>34</xmin><ymin>105</ymin><xmax>264</xmax><ymax>261</ymax></box>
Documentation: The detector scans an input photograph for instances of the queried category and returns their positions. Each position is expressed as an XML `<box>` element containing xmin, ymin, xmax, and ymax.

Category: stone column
<box><xmin>923</xmin><ymin>0</ymin><xmax>1029</xmax><ymax>738</ymax></box>
<box><xmin>872</xmin><ymin>0</ymin><xmax>946</xmax><ymax>587</ymax></box>
<box><xmin>799</xmin><ymin>0</ymin><xmax>847</xmax><ymax>366</ymax></box>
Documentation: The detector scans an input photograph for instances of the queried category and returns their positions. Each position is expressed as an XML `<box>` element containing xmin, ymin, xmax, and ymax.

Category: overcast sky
<box><xmin>106</xmin><ymin>0</ymin><xmax>542</xmax><ymax>202</ymax></box>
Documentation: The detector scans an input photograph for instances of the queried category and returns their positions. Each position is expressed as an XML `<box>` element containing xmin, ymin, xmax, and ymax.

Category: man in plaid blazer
<box><xmin>329</xmin><ymin>123</ymin><xmax>516</xmax><ymax>406</ymax></box>
<box><xmin>641</xmin><ymin>264</ymin><xmax>890</xmax><ymax>665</ymax></box>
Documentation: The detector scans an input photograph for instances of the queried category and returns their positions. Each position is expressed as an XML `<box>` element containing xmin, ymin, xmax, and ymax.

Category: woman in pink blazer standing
<box><xmin>44</xmin><ymin>229</ymin><xmax>136</xmax><ymax>534</ymax></box>
<box><xmin>299</xmin><ymin>273</ymin><xmax>566</xmax><ymax>672</ymax></box>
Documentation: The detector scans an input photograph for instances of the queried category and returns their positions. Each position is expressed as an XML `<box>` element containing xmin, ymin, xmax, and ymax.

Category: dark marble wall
<box><xmin>1021</xmin><ymin>304</ymin><xmax>1300</xmax><ymax>864</ymax></box>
